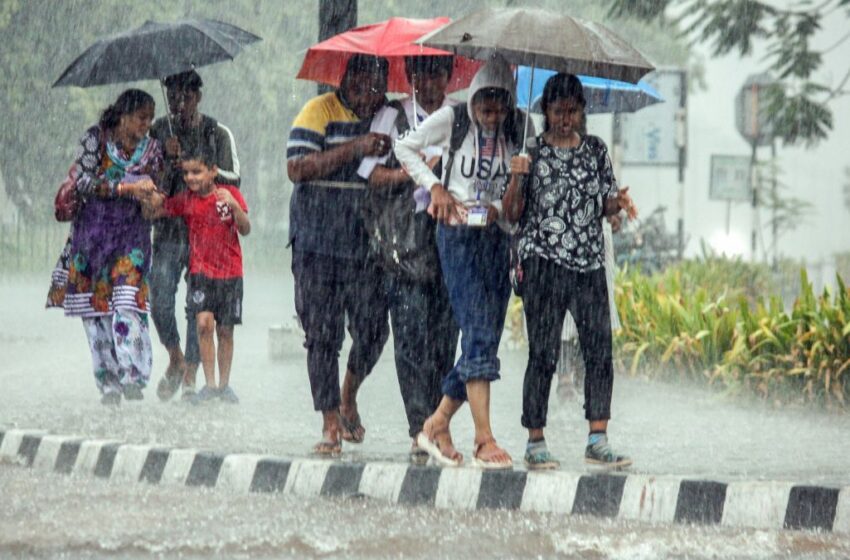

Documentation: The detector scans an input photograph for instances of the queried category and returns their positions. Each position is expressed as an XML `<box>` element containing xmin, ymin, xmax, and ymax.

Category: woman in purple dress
<box><xmin>63</xmin><ymin>89</ymin><xmax>163</xmax><ymax>405</ymax></box>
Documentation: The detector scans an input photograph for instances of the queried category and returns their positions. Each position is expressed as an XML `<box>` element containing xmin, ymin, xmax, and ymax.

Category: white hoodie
<box><xmin>394</xmin><ymin>56</ymin><xmax>533</xmax><ymax>229</ymax></box>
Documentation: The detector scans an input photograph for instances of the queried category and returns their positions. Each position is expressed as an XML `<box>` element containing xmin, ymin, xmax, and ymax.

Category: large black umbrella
<box><xmin>54</xmin><ymin>18</ymin><xmax>261</xmax><ymax>131</ymax></box>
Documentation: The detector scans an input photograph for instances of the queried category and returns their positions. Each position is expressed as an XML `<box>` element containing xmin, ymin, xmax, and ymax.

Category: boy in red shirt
<box><xmin>144</xmin><ymin>147</ymin><xmax>250</xmax><ymax>403</ymax></box>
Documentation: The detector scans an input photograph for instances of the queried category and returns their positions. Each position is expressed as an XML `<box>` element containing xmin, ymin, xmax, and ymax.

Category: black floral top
<box><xmin>517</xmin><ymin>134</ymin><xmax>618</xmax><ymax>272</ymax></box>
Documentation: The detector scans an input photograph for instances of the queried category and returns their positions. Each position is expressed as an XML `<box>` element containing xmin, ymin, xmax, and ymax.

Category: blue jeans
<box><xmin>436</xmin><ymin>224</ymin><xmax>511</xmax><ymax>402</ymax></box>
<box><xmin>149</xmin><ymin>238</ymin><xmax>199</xmax><ymax>365</ymax></box>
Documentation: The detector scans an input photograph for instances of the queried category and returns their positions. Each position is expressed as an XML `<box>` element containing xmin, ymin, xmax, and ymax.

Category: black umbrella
<box><xmin>54</xmin><ymin>18</ymin><xmax>261</xmax><ymax>131</ymax></box>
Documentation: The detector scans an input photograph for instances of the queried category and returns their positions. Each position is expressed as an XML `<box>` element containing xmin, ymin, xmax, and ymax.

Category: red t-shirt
<box><xmin>164</xmin><ymin>184</ymin><xmax>248</xmax><ymax>279</ymax></box>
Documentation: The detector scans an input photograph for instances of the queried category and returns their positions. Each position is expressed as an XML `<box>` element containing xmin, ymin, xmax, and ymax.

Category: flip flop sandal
<box><xmin>340</xmin><ymin>413</ymin><xmax>365</xmax><ymax>444</ymax></box>
<box><xmin>472</xmin><ymin>439</ymin><xmax>513</xmax><ymax>470</ymax></box>
<box><xmin>415</xmin><ymin>432</ymin><xmax>462</xmax><ymax>467</ymax></box>
<box><xmin>312</xmin><ymin>439</ymin><xmax>341</xmax><ymax>458</ymax></box>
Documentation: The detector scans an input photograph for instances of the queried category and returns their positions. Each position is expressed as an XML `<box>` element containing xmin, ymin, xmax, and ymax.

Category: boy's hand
<box><xmin>215</xmin><ymin>187</ymin><xmax>238</xmax><ymax>209</ymax></box>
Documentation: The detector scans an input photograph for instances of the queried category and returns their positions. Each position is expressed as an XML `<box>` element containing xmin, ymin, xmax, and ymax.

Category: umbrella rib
<box><xmin>185</xmin><ymin>20</ymin><xmax>240</xmax><ymax>62</ymax></box>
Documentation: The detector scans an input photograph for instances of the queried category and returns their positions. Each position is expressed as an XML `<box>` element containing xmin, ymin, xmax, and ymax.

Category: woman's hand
<box><xmin>428</xmin><ymin>184</ymin><xmax>463</xmax><ymax>224</ymax></box>
<box><xmin>617</xmin><ymin>186</ymin><xmax>638</xmax><ymax>220</ymax></box>
<box><xmin>607</xmin><ymin>213</ymin><xmax>622</xmax><ymax>232</ymax></box>
<box><xmin>121</xmin><ymin>178</ymin><xmax>156</xmax><ymax>199</ymax></box>
<box><xmin>510</xmin><ymin>154</ymin><xmax>531</xmax><ymax>175</ymax></box>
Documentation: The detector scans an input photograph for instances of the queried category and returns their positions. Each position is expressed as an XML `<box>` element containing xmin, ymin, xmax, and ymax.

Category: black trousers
<box><xmin>385</xmin><ymin>271</ymin><xmax>459</xmax><ymax>438</ymax></box>
<box><xmin>292</xmin><ymin>251</ymin><xmax>390</xmax><ymax>412</ymax></box>
<box><xmin>521</xmin><ymin>256</ymin><xmax>614</xmax><ymax>427</ymax></box>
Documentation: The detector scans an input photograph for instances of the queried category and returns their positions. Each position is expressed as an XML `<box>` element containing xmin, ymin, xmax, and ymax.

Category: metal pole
<box><xmin>159</xmin><ymin>80</ymin><xmax>174</xmax><ymax>136</ymax></box>
<box><xmin>750</xmin><ymin>141</ymin><xmax>759</xmax><ymax>261</ymax></box>
<box><xmin>521</xmin><ymin>59</ymin><xmax>535</xmax><ymax>154</ymax></box>
<box><xmin>675</xmin><ymin>70</ymin><xmax>687</xmax><ymax>260</ymax></box>
<box><xmin>611</xmin><ymin>113</ymin><xmax>623</xmax><ymax>181</ymax></box>
<box><xmin>318</xmin><ymin>0</ymin><xmax>357</xmax><ymax>95</ymax></box>
<box><xmin>771</xmin><ymin>137</ymin><xmax>777</xmax><ymax>270</ymax></box>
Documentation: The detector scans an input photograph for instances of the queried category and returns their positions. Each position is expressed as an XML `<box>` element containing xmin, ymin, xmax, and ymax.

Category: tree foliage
<box><xmin>606</xmin><ymin>0</ymin><xmax>848</xmax><ymax>146</ymax></box>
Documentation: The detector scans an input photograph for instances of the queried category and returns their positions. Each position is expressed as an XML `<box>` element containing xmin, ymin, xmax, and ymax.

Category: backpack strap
<box><xmin>443</xmin><ymin>103</ymin><xmax>471</xmax><ymax>189</ymax></box>
<box><xmin>380</xmin><ymin>100</ymin><xmax>410</xmax><ymax>172</ymax></box>
<box><xmin>389</xmin><ymin>99</ymin><xmax>410</xmax><ymax>135</ymax></box>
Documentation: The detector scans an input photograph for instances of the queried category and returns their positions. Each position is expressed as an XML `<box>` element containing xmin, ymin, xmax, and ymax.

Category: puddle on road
<box><xmin>1</xmin><ymin>466</ymin><xmax>848</xmax><ymax>559</ymax></box>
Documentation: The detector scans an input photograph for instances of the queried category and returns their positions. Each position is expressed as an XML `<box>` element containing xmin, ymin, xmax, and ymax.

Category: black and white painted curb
<box><xmin>2</xmin><ymin>429</ymin><xmax>848</xmax><ymax>533</ymax></box>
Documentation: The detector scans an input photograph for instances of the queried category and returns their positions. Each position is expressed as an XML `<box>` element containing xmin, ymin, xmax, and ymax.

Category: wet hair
<box><xmin>540</xmin><ymin>73</ymin><xmax>585</xmax><ymax>113</ymax></box>
<box><xmin>341</xmin><ymin>54</ymin><xmax>389</xmax><ymax>88</ymax></box>
<box><xmin>471</xmin><ymin>87</ymin><xmax>511</xmax><ymax>108</ymax></box>
<box><xmin>163</xmin><ymin>70</ymin><xmax>203</xmax><ymax>92</ymax></box>
<box><xmin>99</xmin><ymin>89</ymin><xmax>155</xmax><ymax>131</ymax></box>
<box><xmin>181</xmin><ymin>144</ymin><xmax>217</xmax><ymax>169</ymax></box>
<box><xmin>404</xmin><ymin>55</ymin><xmax>454</xmax><ymax>80</ymax></box>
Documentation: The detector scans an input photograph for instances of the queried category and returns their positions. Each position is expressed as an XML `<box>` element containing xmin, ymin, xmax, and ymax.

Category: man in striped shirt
<box><xmin>150</xmin><ymin>70</ymin><xmax>241</xmax><ymax>402</ymax></box>
<box><xmin>286</xmin><ymin>54</ymin><xmax>392</xmax><ymax>456</ymax></box>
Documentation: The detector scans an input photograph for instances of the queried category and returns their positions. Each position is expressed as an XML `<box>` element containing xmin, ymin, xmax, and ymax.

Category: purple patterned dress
<box><xmin>63</xmin><ymin>126</ymin><xmax>163</xmax><ymax>317</ymax></box>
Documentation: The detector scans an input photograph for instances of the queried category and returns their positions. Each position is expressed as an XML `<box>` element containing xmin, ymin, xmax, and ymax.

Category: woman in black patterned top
<box><xmin>503</xmin><ymin>73</ymin><xmax>636</xmax><ymax>470</ymax></box>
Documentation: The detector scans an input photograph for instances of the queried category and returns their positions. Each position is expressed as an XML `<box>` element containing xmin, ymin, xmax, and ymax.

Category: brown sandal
<box><xmin>472</xmin><ymin>438</ymin><xmax>512</xmax><ymax>470</ymax></box>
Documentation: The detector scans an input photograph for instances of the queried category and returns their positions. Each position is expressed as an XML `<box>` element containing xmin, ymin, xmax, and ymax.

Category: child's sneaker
<box><xmin>191</xmin><ymin>385</ymin><xmax>218</xmax><ymax>405</ymax></box>
<box><xmin>218</xmin><ymin>385</ymin><xmax>239</xmax><ymax>404</ymax></box>
<box><xmin>585</xmin><ymin>434</ymin><xmax>632</xmax><ymax>468</ymax></box>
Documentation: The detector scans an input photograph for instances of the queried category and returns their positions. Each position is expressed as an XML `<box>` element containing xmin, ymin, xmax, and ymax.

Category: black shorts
<box><xmin>187</xmin><ymin>274</ymin><xmax>243</xmax><ymax>326</ymax></box>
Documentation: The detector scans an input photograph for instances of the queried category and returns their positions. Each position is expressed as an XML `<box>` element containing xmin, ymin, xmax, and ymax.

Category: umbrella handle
<box><xmin>521</xmin><ymin>59</ymin><xmax>534</xmax><ymax>155</ymax></box>
<box><xmin>159</xmin><ymin>80</ymin><xmax>174</xmax><ymax>137</ymax></box>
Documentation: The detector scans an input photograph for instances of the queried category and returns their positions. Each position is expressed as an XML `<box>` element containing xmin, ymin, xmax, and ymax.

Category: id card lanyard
<box><xmin>467</xmin><ymin>127</ymin><xmax>501</xmax><ymax>227</ymax></box>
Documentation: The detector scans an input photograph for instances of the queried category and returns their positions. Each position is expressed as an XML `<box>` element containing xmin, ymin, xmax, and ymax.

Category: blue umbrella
<box><xmin>515</xmin><ymin>66</ymin><xmax>663</xmax><ymax>114</ymax></box>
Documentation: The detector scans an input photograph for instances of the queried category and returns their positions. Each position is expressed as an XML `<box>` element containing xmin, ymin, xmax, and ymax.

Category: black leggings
<box><xmin>521</xmin><ymin>256</ymin><xmax>614</xmax><ymax>427</ymax></box>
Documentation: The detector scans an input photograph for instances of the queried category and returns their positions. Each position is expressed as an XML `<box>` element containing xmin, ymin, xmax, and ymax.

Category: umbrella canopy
<box><xmin>296</xmin><ymin>17</ymin><xmax>481</xmax><ymax>93</ymax></box>
<box><xmin>53</xmin><ymin>18</ymin><xmax>261</xmax><ymax>87</ymax></box>
<box><xmin>515</xmin><ymin>66</ymin><xmax>663</xmax><ymax>114</ymax></box>
<box><xmin>417</xmin><ymin>7</ymin><xmax>654</xmax><ymax>84</ymax></box>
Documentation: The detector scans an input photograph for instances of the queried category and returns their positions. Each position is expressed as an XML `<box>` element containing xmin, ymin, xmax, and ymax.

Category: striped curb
<box><xmin>1</xmin><ymin>428</ymin><xmax>847</xmax><ymax>533</ymax></box>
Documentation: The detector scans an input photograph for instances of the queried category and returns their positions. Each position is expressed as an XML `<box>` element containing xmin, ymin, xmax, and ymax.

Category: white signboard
<box><xmin>620</xmin><ymin>69</ymin><xmax>685</xmax><ymax>166</ymax></box>
<box><xmin>710</xmin><ymin>155</ymin><xmax>751</xmax><ymax>201</ymax></box>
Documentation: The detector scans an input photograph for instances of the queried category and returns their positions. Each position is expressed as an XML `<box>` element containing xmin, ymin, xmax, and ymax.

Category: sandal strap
<box><xmin>473</xmin><ymin>438</ymin><xmax>498</xmax><ymax>456</ymax></box>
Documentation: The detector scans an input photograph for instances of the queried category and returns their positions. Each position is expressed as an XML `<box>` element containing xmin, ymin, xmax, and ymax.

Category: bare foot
<box><xmin>473</xmin><ymin>438</ymin><xmax>512</xmax><ymax>469</ymax></box>
<box><xmin>314</xmin><ymin>418</ymin><xmax>342</xmax><ymax>457</ymax></box>
<box><xmin>339</xmin><ymin>405</ymin><xmax>365</xmax><ymax>443</ymax></box>
<box><xmin>420</xmin><ymin>413</ymin><xmax>463</xmax><ymax>464</ymax></box>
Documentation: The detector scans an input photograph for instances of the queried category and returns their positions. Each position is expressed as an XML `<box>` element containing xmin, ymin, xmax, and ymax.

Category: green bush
<box><xmin>615</xmin><ymin>262</ymin><xmax>850</xmax><ymax>408</ymax></box>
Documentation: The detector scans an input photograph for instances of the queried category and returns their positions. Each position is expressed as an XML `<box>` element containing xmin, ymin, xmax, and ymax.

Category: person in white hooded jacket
<box><xmin>394</xmin><ymin>56</ymin><xmax>534</xmax><ymax>469</ymax></box>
